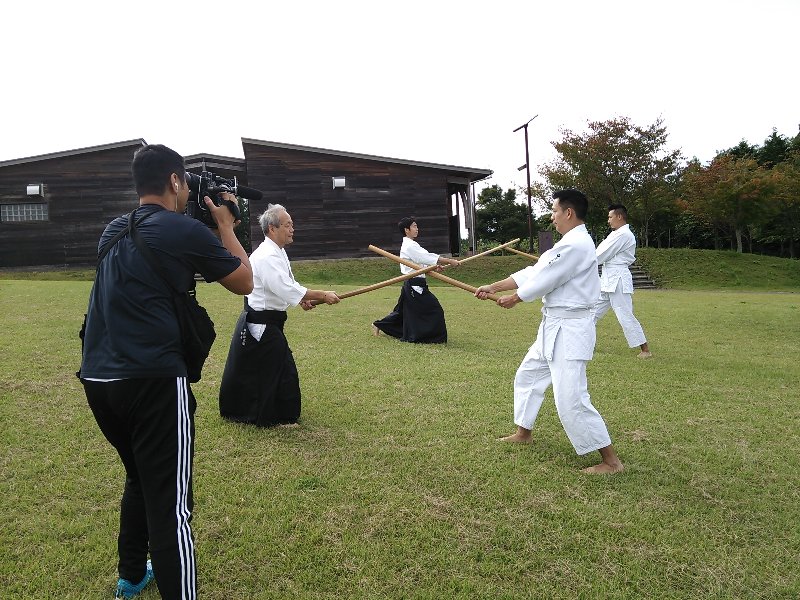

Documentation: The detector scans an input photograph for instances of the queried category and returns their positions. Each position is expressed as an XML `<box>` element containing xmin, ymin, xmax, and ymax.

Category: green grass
<box><xmin>0</xmin><ymin>254</ymin><xmax>534</xmax><ymax>289</ymax></box>
<box><xmin>637</xmin><ymin>248</ymin><xmax>800</xmax><ymax>291</ymax></box>
<box><xmin>1</xmin><ymin>276</ymin><xmax>798</xmax><ymax>599</ymax></box>
<box><xmin>4</xmin><ymin>248</ymin><xmax>799</xmax><ymax>293</ymax></box>
<box><xmin>286</xmin><ymin>255</ymin><xmax>536</xmax><ymax>288</ymax></box>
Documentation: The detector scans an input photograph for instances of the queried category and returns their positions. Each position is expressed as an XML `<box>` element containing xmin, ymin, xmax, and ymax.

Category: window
<box><xmin>1</xmin><ymin>203</ymin><xmax>49</xmax><ymax>222</ymax></box>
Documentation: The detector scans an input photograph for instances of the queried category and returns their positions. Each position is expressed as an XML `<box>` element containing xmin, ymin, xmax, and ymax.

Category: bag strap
<box><xmin>94</xmin><ymin>208</ymin><xmax>154</xmax><ymax>274</ymax></box>
<box><xmin>127</xmin><ymin>208</ymin><xmax>182</xmax><ymax>297</ymax></box>
<box><xmin>96</xmin><ymin>227</ymin><xmax>128</xmax><ymax>265</ymax></box>
<box><xmin>95</xmin><ymin>210</ymin><xmax>137</xmax><ymax>268</ymax></box>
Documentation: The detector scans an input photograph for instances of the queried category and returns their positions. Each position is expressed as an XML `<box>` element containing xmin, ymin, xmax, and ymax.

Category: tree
<box><xmin>236</xmin><ymin>197</ymin><xmax>252</xmax><ymax>254</ymax></box>
<box><xmin>669</xmin><ymin>211</ymin><xmax>717</xmax><ymax>249</ymax></box>
<box><xmin>475</xmin><ymin>185</ymin><xmax>530</xmax><ymax>245</ymax></box>
<box><xmin>681</xmin><ymin>155</ymin><xmax>773</xmax><ymax>253</ymax></box>
<box><xmin>723</xmin><ymin>129</ymin><xmax>792</xmax><ymax>168</ymax></box>
<box><xmin>711</xmin><ymin>128</ymin><xmax>797</xmax><ymax>254</ymax></box>
<box><xmin>766</xmin><ymin>157</ymin><xmax>800</xmax><ymax>258</ymax></box>
<box><xmin>536</xmin><ymin>116</ymin><xmax>682</xmax><ymax>245</ymax></box>
<box><xmin>722</xmin><ymin>139</ymin><xmax>758</xmax><ymax>160</ymax></box>
<box><xmin>757</xmin><ymin>129</ymin><xmax>792</xmax><ymax>168</ymax></box>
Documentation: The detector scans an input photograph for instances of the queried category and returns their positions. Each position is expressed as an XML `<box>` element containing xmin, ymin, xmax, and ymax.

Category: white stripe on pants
<box><xmin>513</xmin><ymin>330</ymin><xmax>611</xmax><ymax>455</ymax></box>
<box><xmin>175</xmin><ymin>378</ymin><xmax>196</xmax><ymax>600</ymax></box>
<box><xmin>593</xmin><ymin>284</ymin><xmax>646</xmax><ymax>348</ymax></box>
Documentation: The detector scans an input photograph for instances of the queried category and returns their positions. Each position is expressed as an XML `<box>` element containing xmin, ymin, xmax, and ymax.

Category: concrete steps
<box><xmin>598</xmin><ymin>263</ymin><xmax>658</xmax><ymax>290</ymax></box>
<box><xmin>630</xmin><ymin>263</ymin><xmax>658</xmax><ymax>289</ymax></box>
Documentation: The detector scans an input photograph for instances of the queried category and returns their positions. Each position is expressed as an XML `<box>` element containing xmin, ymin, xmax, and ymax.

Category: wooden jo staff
<box><xmin>506</xmin><ymin>247</ymin><xmax>539</xmax><ymax>261</ymax></box>
<box><xmin>368</xmin><ymin>245</ymin><xmax>503</xmax><ymax>301</ymax></box>
<box><xmin>310</xmin><ymin>239</ymin><xmax>519</xmax><ymax>305</ymax></box>
<box><xmin>308</xmin><ymin>262</ymin><xmax>443</xmax><ymax>305</ymax></box>
<box><xmin>457</xmin><ymin>238</ymin><xmax>520</xmax><ymax>264</ymax></box>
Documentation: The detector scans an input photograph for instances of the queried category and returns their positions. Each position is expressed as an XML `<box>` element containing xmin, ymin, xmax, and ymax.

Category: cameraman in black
<box><xmin>79</xmin><ymin>144</ymin><xmax>253</xmax><ymax>599</ymax></box>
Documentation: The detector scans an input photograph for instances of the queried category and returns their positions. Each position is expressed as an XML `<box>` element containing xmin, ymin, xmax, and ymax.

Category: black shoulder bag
<box><xmin>128</xmin><ymin>209</ymin><xmax>217</xmax><ymax>383</ymax></box>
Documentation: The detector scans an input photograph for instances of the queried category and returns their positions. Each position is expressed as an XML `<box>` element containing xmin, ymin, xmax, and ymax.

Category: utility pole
<box><xmin>513</xmin><ymin>114</ymin><xmax>538</xmax><ymax>252</ymax></box>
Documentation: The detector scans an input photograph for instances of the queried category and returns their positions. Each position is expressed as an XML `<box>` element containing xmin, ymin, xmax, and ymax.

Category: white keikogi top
<box><xmin>597</xmin><ymin>223</ymin><xmax>636</xmax><ymax>294</ymax></box>
<box><xmin>400</xmin><ymin>237</ymin><xmax>440</xmax><ymax>293</ymax></box>
<box><xmin>400</xmin><ymin>237</ymin><xmax>439</xmax><ymax>274</ymax></box>
<box><xmin>245</xmin><ymin>237</ymin><xmax>308</xmax><ymax>341</ymax></box>
<box><xmin>595</xmin><ymin>223</ymin><xmax>636</xmax><ymax>294</ymax></box>
<box><xmin>510</xmin><ymin>224</ymin><xmax>600</xmax><ymax>361</ymax></box>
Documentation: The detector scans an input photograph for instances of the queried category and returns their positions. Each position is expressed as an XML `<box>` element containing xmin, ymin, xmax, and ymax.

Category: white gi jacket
<box><xmin>511</xmin><ymin>224</ymin><xmax>600</xmax><ymax>361</ymax></box>
<box><xmin>400</xmin><ymin>237</ymin><xmax>439</xmax><ymax>293</ymax></box>
<box><xmin>399</xmin><ymin>237</ymin><xmax>439</xmax><ymax>275</ymax></box>
<box><xmin>595</xmin><ymin>224</ymin><xmax>636</xmax><ymax>294</ymax></box>
<box><xmin>246</xmin><ymin>237</ymin><xmax>308</xmax><ymax>340</ymax></box>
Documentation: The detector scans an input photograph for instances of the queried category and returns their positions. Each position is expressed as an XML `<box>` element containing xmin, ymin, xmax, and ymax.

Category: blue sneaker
<box><xmin>115</xmin><ymin>559</ymin><xmax>154</xmax><ymax>598</ymax></box>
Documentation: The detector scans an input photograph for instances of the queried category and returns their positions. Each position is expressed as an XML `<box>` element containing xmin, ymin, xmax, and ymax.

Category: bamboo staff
<box><xmin>310</xmin><ymin>239</ymin><xmax>518</xmax><ymax>305</ymax></box>
<box><xmin>506</xmin><ymin>247</ymin><xmax>539</xmax><ymax>261</ymax></box>
<box><xmin>308</xmin><ymin>262</ymin><xmax>442</xmax><ymax>305</ymax></box>
<box><xmin>368</xmin><ymin>245</ymin><xmax>501</xmax><ymax>301</ymax></box>
<box><xmin>456</xmin><ymin>238</ymin><xmax>520</xmax><ymax>264</ymax></box>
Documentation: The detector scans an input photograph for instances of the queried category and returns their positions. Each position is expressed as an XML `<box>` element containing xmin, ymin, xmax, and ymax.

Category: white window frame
<box><xmin>0</xmin><ymin>203</ymin><xmax>50</xmax><ymax>222</ymax></box>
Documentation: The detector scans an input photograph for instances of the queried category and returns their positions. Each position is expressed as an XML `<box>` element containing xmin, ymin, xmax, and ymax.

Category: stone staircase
<box><xmin>630</xmin><ymin>263</ymin><xmax>658</xmax><ymax>289</ymax></box>
<box><xmin>598</xmin><ymin>263</ymin><xmax>658</xmax><ymax>289</ymax></box>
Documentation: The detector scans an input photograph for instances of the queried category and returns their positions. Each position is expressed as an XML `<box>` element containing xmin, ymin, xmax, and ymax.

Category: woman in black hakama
<box><xmin>372</xmin><ymin>277</ymin><xmax>447</xmax><ymax>343</ymax></box>
<box><xmin>372</xmin><ymin>216</ymin><xmax>458</xmax><ymax>344</ymax></box>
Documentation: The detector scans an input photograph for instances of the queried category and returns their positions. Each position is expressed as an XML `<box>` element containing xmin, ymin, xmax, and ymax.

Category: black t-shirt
<box><xmin>80</xmin><ymin>204</ymin><xmax>241</xmax><ymax>379</ymax></box>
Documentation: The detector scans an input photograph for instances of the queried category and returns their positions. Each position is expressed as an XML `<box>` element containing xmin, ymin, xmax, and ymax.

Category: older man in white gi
<box><xmin>475</xmin><ymin>189</ymin><xmax>623</xmax><ymax>474</ymax></box>
<box><xmin>594</xmin><ymin>204</ymin><xmax>651</xmax><ymax>358</ymax></box>
<box><xmin>219</xmin><ymin>203</ymin><xmax>340</xmax><ymax>426</ymax></box>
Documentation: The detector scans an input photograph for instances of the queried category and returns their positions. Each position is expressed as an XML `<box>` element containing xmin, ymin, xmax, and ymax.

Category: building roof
<box><xmin>0</xmin><ymin>138</ymin><xmax>494</xmax><ymax>183</ymax></box>
<box><xmin>184</xmin><ymin>153</ymin><xmax>246</xmax><ymax>173</ymax></box>
<box><xmin>0</xmin><ymin>139</ymin><xmax>146</xmax><ymax>168</ymax></box>
<box><xmin>241</xmin><ymin>138</ymin><xmax>493</xmax><ymax>182</ymax></box>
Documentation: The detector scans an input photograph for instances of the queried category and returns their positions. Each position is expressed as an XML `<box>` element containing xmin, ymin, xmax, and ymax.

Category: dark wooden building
<box><xmin>0</xmin><ymin>140</ymin><xmax>145</xmax><ymax>267</ymax></box>
<box><xmin>0</xmin><ymin>138</ymin><xmax>491</xmax><ymax>268</ymax></box>
<box><xmin>242</xmin><ymin>138</ymin><xmax>491</xmax><ymax>259</ymax></box>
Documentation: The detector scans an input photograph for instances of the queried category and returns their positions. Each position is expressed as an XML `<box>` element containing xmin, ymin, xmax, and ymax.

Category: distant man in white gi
<box><xmin>594</xmin><ymin>204</ymin><xmax>652</xmax><ymax>358</ymax></box>
<box><xmin>475</xmin><ymin>189</ymin><xmax>623</xmax><ymax>475</ymax></box>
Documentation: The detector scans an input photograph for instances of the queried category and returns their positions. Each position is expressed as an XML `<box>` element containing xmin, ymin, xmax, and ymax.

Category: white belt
<box><xmin>541</xmin><ymin>307</ymin><xmax>591</xmax><ymax>319</ymax></box>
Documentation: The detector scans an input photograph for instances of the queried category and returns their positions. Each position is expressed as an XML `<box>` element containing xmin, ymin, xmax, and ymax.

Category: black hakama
<box><xmin>219</xmin><ymin>307</ymin><xmax>301</xmax><ymax>426</ymax></box>
<box><xmin>373</xmin><ymin>277</ymin><xmax>447</xmax><ymax>343</ymax></box>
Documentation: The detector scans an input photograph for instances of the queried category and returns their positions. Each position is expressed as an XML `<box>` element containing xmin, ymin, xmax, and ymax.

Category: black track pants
<box><xmin>84</xmin><ymin>377</ymin><xmax>197</xmax><ymax>600</ymax></box>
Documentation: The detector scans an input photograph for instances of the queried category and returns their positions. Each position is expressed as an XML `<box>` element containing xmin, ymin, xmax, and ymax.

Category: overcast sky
<box><xmin>2</xmin><ymin>0</ymin><xmax>797</xmax><ymax>198</ymax></box>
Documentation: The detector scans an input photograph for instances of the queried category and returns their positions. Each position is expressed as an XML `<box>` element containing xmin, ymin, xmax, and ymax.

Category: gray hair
<box><xmin>258</xmin><ymin>204</ymin><xmax>287</xmax><ymax>233</ymax></box>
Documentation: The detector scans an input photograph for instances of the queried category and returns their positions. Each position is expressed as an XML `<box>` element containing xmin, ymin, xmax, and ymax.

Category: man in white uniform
<box><xmin>372</xmin><ymin>216</ymin><xmax>459</xmax><ymax>343</ymax></box>
<box><xmin>219</xmin><ymin>204</ymin><xmax>340</xmax><ymax>426</ymax></box>
<box><xmin>475</xmin><ymin>189</ymin><xmax>623</xmax><ymax>474</ymax></box>
<box><xmin>594</xmin><ymin>204</ymin><xmax>651</xmax><ymax>358</ymax></box>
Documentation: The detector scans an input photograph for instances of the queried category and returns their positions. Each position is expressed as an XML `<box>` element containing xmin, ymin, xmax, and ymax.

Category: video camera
<box><xmin>185</xmin><ymin>171</ymin><xmax>263</xmax><ymax>228</ymax></box>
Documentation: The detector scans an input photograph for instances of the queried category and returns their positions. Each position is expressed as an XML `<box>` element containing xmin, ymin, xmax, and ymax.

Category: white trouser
<box><xmin>513</xmin><ymin>328</ymin><xmax>612</xmax><ymax>455</ymax></box>
<box><xmin>594</xmin><ymin>283</ymin><xmax>646</xmax><ymax>348</ymax></box>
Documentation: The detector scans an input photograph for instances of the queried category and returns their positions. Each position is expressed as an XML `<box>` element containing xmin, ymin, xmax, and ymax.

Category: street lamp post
<box><xmin>513</xmin><ymin>114</ymin><xmax>538</xmax><ymax>252</ymax></box>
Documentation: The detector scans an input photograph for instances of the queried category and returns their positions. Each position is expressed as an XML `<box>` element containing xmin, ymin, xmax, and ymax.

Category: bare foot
<box><xmin>498</xmin><ymin>432</ymin><xmax>533</xmax><ymax>444</ymax></box>
<box><xmin>581</xmin><ymin>461</ymin><xmax>624</xmax><ymax>475</ymax></box>
<box><xmin>372</xmin><ymin>324</ymin><xmax>381</xmax><ymax>337</ymax></box>
<box><xmin>637</xmin><ymin>351</ymin><xmax>652</xmax><ymax>359</ymax></box>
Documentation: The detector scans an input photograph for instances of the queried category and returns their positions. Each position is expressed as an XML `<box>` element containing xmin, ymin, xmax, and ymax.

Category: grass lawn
<box><xmin>6</xmin><ymin>247</ymin><xmax>800</xmax><ymax>292</ymax></box>
<box><xmin>1</xmin><ymin>275</ymin><xmax>798</xmax><ymax>598</ymax></box>
<box><xmin>636</xmin><ymin>248</ymin><xmax>800</xmax><ymax>291</ymax></box>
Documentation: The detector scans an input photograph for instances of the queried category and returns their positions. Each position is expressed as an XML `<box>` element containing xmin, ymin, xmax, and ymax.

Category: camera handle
<box><xmin>218</xmin><ymin>196</ymin><xmax>241</xmax><ymax>221</ymax></box>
